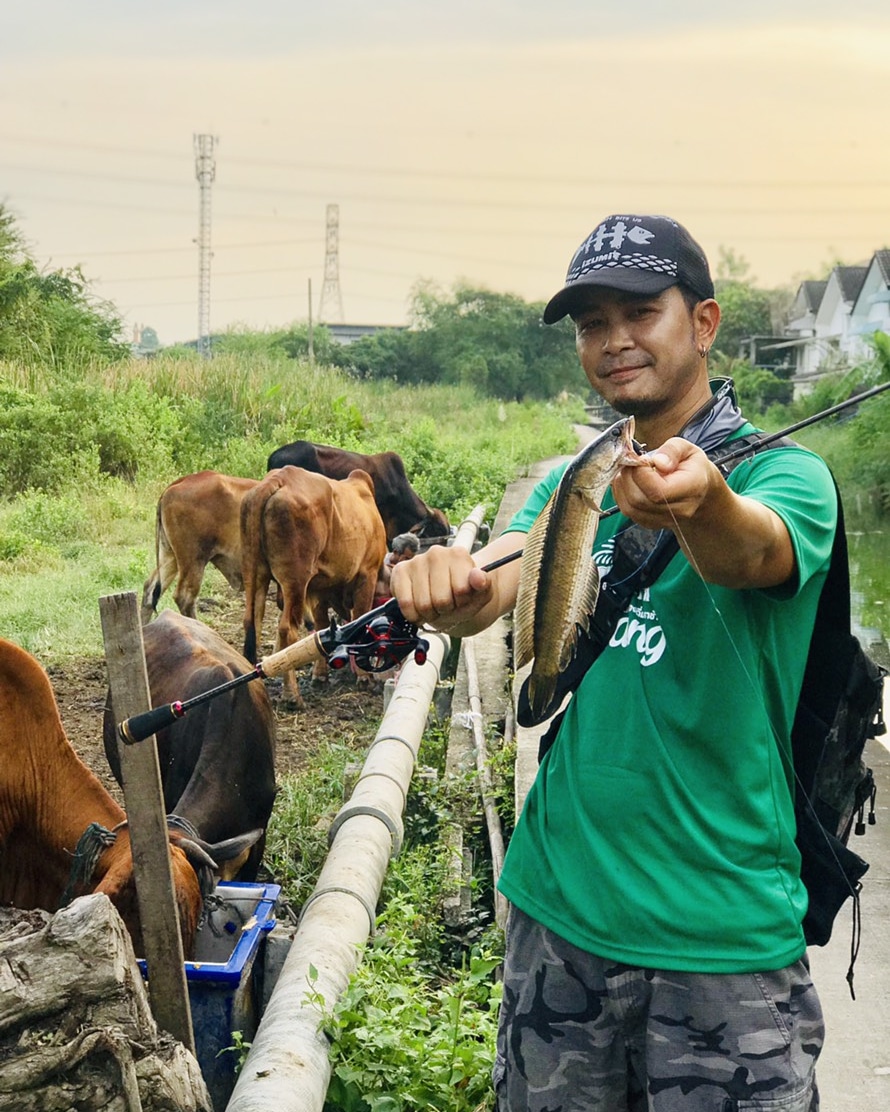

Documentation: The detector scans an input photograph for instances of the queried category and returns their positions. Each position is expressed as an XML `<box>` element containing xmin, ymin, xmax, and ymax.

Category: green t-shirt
<box><xmin>498</xmin><ymin>442</ymin><xmax>837</xmax><ymax>972</ymax></box>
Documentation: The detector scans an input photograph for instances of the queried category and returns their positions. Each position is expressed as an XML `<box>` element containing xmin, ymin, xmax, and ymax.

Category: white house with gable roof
<box><xmin>845</xmin><ymin>250</ymin><xmax>890</xmax><ymax>363</ymax></box>
<box><xmin>786</xmin><ymin>265</ymin><xmax>867</xmax><ymax>395</ymax></box>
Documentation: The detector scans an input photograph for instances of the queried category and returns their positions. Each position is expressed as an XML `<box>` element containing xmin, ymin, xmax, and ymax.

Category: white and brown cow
<box><xmin>141</xmin><ymin>470</ymin><xmax>259</xmax><ymax>623</ymax></box>
<box><xmin>266</xmin><ymin>441</ymin><xmax>449</xmax><ymax>543</ymax></box>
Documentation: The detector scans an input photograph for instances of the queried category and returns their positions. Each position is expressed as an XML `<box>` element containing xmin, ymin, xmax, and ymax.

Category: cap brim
<box><xmin>542</xmin><ymin>270</ymin><xmax>677</xmax><ymax>324</ymax></box>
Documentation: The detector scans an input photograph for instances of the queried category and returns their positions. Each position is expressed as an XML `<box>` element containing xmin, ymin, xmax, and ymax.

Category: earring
<box><xmin>699</xmin><ymin>345</ymin><xmax>709</xmax><ymax>359</ymax></box>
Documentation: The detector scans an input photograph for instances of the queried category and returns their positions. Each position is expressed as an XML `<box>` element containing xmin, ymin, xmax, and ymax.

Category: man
<box><xmin>392</xmin><ymin>214</ymin><xmax>834</xmax><ymax>1110</ymax></box>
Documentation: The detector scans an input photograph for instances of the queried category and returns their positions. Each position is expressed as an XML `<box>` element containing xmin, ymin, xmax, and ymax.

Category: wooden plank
<box><xmin>99</xmin><ymin>592</ymin><xmax>196</xmax><ymax>1054</ymax></box>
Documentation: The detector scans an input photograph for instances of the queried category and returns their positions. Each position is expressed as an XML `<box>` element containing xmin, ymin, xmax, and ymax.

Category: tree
<box><xmin>328</xmin><ymin>283</ymin><xmax>580</xmax><ymax>400</ymax></box>
<box><xmin>411</xmin><ymin>283</ymin><xmax>580</xmax><ymax>400</ymax></box>
<box><xmin>0</xmin><ymin>205</ymin><xmax>127</xmax><ymax>367</ymax></box>
<box><xmin>712</xmin><ymin>279</ymin><xmax>773</xmax><ymax>361</ymax></box>
<box><xmin>716</xmin><ymin>246</ymin><xmax>753</xmax><ymax>282</ymax></box>
<box><xmin>273</xmin><ymin>322</ymin><xmax>336</xmax><ymax>365</ymax></box>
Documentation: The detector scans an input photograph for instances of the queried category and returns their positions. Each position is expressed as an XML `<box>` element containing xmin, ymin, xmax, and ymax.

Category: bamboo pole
<box><xmin>225</xmin><ymin>517</ymin><xmax>490</xmax><ymax>1112</ymax></box>
<box><xmin>99</xmin><ymin>593</ymin><xmax>196</xmax><ymax>1054</ymax></box>
<box><xmin>462</xmin><ymin>635</ymin><xmax>508</xmax><ymax>930</ymax></box>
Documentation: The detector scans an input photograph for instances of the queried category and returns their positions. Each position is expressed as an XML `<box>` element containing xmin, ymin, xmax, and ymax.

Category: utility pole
<box><xmin>193</xmin><ymin>134</ymin><xmax>218</xmax><ymax>358</ymax></box>
<box><xmin>318</xmin><ymin>203</ymin><xmax>344</xmax><ymax>324</ymax></box>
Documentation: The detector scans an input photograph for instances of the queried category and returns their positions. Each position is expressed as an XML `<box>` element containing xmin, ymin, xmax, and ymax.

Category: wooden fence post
<box><xmin>99</xmin><ymin>592</ymin><xmax>196</xmax><ymax>1055</ymax></box>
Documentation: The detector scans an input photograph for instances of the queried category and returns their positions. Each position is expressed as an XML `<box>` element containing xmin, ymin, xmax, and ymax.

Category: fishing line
<box><xmin>652</xmin><ymin>495</ymin><xmax>765</xmax><ymax>711</ymax></box>
<box><xmin>651</xmin><ymin>478</ymin><xmax>860</xmax><ymax>911</ymax></box>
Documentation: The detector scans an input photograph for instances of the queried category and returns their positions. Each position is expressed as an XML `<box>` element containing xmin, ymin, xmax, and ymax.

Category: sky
<box><xmin>2</xmin><ymin>2</ymin><xmax>889</xmax><ymax>346</ymax></box>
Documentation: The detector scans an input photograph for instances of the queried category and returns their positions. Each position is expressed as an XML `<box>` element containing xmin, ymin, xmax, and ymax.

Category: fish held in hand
<box><xmin>514</xmin><ymin>416</ymin><xmax>643</xmax><ymax>724</ymax></box>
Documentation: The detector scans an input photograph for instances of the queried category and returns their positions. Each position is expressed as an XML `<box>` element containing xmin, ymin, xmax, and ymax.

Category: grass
<box><xmin>0</xmin><ymin>352</ymin><xmax>584</xmax><ymax>663</ymax></box>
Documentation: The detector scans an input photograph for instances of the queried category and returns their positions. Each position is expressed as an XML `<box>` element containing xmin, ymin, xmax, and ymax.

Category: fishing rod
<box><xmin>481</xmin><ymin>379</ymin><xmax>890</xmax><ymax>574</ymax></box>
<box><xmin>118</xmin><ymin>597</ymin><xmax>430</xmax><ymax>744</ymax></box>
<box><xmin>118</xmin><ymin>381</ymin><xmax>888</xmax><ymax>742</ymax></box>
<box><xmin>712</xmin><ymin>378</ymin><xmax>890</xmax><ymax>469</ymax></box>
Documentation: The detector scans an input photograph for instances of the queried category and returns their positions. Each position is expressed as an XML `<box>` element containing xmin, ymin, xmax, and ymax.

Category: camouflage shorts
<box><xmin>493</xmin><ymin>906</ymin><xmax>823</xmax><ymax>1111</ymax></box>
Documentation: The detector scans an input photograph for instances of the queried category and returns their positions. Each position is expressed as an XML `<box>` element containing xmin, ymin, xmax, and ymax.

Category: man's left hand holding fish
<box><xmin>611</xmin><ymin>436</ymin><xmax>796</xmax><ymax>590</ymax></box>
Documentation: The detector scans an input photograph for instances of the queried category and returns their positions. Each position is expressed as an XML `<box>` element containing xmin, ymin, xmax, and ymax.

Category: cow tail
<box><xmin>241</xmin><ymin>484</ymin><xmax>273</xmax><ymax>663</ymax></box>
<box><xmin>150</xmin><ymin>498</ymin><xmax>166</xmax><ymax>609</ymax></box>
<box><xmin>141</xmin><ymin>498</ymin><xmax>166</xmax><ymax>618</ymax></box>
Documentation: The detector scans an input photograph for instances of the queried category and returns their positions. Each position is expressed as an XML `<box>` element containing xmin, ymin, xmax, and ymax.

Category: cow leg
<box><xmin>242</xmin><ymin>566</ymin><xmax>271</xmax><ymax>664</ymax></box>
<box><xmin>309</xmin><ymin>598</ymin><xmax>331</xmax><ymax>686</ymax></box>
<box><xmin>172</xmin><ymin>561</ymin><xmax>207</xmax><ymax>619</ymax></box>
<box><xmin>276</xmin><ymin>586</ymin><xmax>308</xmax><ymax>709</ymax></box>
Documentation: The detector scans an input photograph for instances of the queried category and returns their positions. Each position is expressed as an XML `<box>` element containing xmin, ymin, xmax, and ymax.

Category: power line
<box><xmin>1</xmin><ymin>134</ymin><xmax>888</xmax><ymax>191</ymax></box>
<box><xmin>44</xmin><ymin>217</ymin><xmax>890</xmax><ymax>265</ymax></box>
<box><xmin>49</xmin><ymin>236</ymin><xmax>321</xmax><ymax>259</ymax></box>
<box><xmin>118</xmin><ymin>288</ymin><xmax>410</xmax><ymax>311</ymax></box>
<box><xmin>8</xmin><ymin>174</ymin><xmax>888</xmax><ymax>224</ymax></box>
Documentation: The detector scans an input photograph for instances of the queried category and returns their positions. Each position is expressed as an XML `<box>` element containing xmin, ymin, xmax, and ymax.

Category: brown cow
<box><xmin>266</xmin><ymin>441</ymin><xmax>450</xmax><ymax>542</ymax></box>
<box><xmin>103</xmin><ymin>611</ymin><xmax>277</xmax><ymax>883</ymax></box>
<box><xmin>0</xmin><ymin>637</ymin><xmax>261</xmax><ymax>958</ymax></box>
<box><xmin>141</xmin><ymin>470</ymin><xmax>259</xmax><ymax>623</ymax></box>
<box><xmin>241</xmin><ymin>466</ymin><xmax>387</xmax><ymax>707</ymax></box>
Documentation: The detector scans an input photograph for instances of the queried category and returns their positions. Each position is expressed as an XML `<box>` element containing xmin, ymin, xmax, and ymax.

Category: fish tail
<box><xmin>527</xmin><ymin>667</ymin><xmax>558</xmax><ymax>726</ymax></box>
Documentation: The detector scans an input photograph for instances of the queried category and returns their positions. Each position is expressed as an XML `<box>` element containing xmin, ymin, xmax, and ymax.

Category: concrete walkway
<box><xmin>808</xmin><ymin>709</ymin><xmax>890</xmax><ymax>1108</ymax></box>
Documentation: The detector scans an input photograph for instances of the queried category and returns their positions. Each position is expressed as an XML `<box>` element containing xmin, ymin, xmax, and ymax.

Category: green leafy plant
<box><xmin>321</xmin><ymin>893</ymin><xmax>502</xmax><ymax>1112</ymax></box>
<box><xmin>217</xmin><ymin>1029</ymin><xmax>252</xmax><ymax>1073</ymax></box>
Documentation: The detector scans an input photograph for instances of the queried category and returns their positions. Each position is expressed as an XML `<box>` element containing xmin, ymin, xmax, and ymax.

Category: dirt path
<box><xmin>49</xmin><ymin>589</ymin><xmax>384</xmax><ymax>799</ymax></box>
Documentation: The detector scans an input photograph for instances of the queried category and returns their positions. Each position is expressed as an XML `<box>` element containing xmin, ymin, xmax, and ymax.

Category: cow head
<box><xmin>76</xmin><ymin>819</ymin><xmax>265</xmax><ymax>959</ymax></box>
<box><xmin>412</xmin><ymin>508</ymin><xmax>450</xmax><ymax>539</ymax></box>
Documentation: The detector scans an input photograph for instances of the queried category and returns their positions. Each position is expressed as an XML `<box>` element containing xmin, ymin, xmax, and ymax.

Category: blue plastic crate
<box><xmin>186</xmin><ymin>881</ymin><xmax>280</xmax><ymax>982</ymax></box>
<box><xmin>139</xmin><ymin>881</ymin><xmax>281</xmax><ymax>1111</ymax></box>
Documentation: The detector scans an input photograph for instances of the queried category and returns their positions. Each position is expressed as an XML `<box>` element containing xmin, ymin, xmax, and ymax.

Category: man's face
<box><xmin>572</xmin><ymin>286</ymin><xmax>703</xmax><ymax>419</ymax></box>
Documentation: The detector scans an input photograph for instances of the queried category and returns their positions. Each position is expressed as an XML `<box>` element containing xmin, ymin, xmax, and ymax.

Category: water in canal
<box><xmin>847</xmin><ymin>504</ymin><xmax>889</xmax><ymax>670</ymax></box>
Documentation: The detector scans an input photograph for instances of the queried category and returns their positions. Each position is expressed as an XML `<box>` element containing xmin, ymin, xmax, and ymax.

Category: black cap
<box><xmin>543</xmin><ymin>214</ymin><xmax>714</xmax><ymax>324</ymax></box>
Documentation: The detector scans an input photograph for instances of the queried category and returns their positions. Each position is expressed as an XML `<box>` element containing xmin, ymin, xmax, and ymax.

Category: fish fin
<box><xmin>527</xmin><ymin>664</ymin><xmax>557</xmax><ymax>726</ymax></box>
<box><xmin>513</xmin><ymin>494</ymin><xmax>554</xmax><ymax>670</ymax></box>
<box><xmin>559</xmin><ymin>559</ymin><xmax>601</xmax><ymax>671</ymax></box>
<box><xmin>576</xmin><ymin>488</ymin><xmax>605</xmax><ymax>514</ymax></box>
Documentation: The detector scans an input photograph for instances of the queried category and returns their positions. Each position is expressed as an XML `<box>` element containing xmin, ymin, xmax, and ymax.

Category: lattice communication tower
<box><xmin>193</xmin><ymin>134</ymin><xmax>218</xmax><ymax>358</ymax></box>
<box><xmin>318</xmin><ymin>203</ymin><xmax>345</xmax><ymax>324</ymax></box>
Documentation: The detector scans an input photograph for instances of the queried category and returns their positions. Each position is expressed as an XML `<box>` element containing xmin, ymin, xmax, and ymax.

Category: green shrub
<box><xmin>7</xmin><ymin>491</ymin><xmax>90</xmax><ymax>547</ymax></box>
<box><xmin>0</xmin><ymin>529</ymin><xmax>32</xmax><ymax>561</ymax></box>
